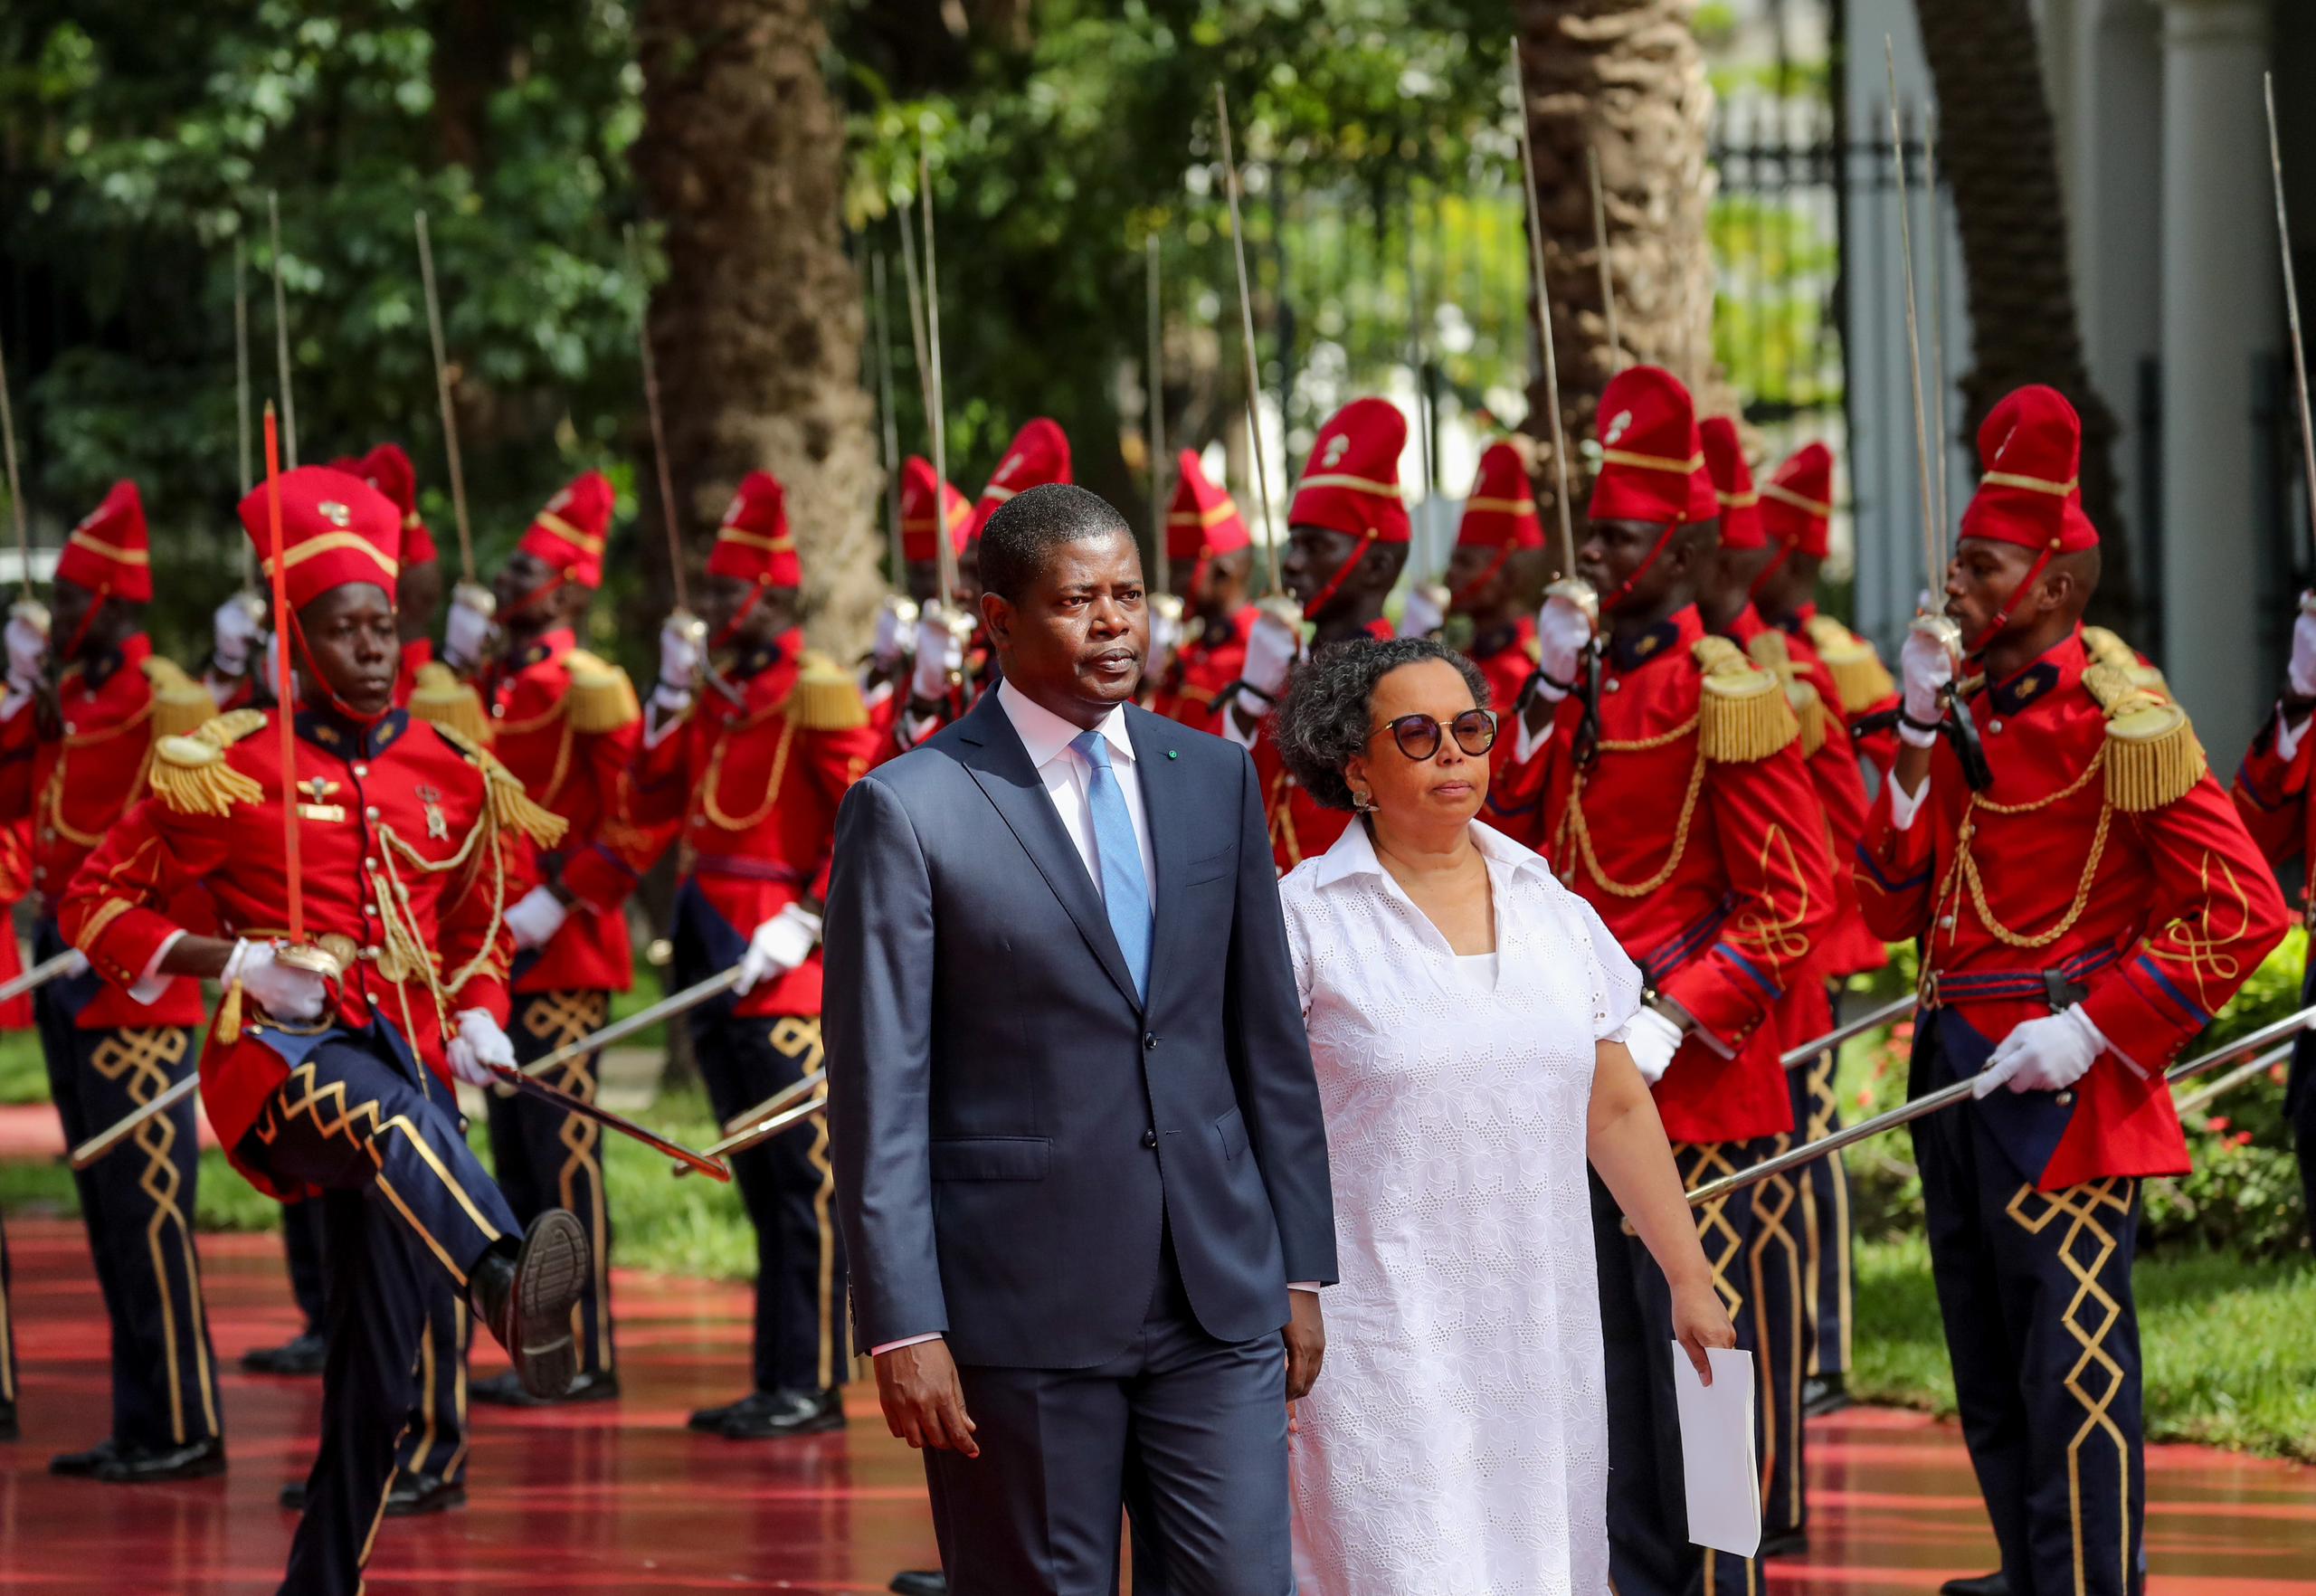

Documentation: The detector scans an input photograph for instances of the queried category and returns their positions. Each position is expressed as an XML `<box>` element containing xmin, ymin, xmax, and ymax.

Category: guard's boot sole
<box><xmin>508</xmin><ymin>1211</ymin><xmax>590</xmax><ymax>1401</ymax></box>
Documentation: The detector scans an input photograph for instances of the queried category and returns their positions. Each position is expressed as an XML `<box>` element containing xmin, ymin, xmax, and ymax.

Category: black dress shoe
<box><xmin>0</xmin><ymin>1401</ymin><xmax>18</xmax><ymax>1442</ymax></box>
<box><xmin>1940</xmin><ymin>1574</ymin><xmax>2011</xmax><ymax>1596</ymax></box>
<box><xmin>471</xmin><ymin>1367</ymin><xmax>621</xmax><ymax>1408</ymax></box>
<box><xmin>720</xmin><ymin>1387</ymin><xmax>844</xmax><ymax>1440</ymax></box>
<box><xmin>1759</xmin><ymin>1526</ymin><xmax>1808</xmax><ymax>1559</ymax></box>
<box><xmin>93</xmin><ymin>1436</ymin><xmax>226</xmax><ymax>1484</ymax></box>
<box><xmin>688</xmin><ymin>1390</ymin><xmax>780</xmax><ymax>1433</ymax></box>
<box><xmin>889</xmin><ymin>1574</ymin><xmax>947</xmax><ymax>1596</ymax></box>
<box><xmin>50</xmin><ymin>1438</ymin><xmax>121</xmax><ymax>1477</ymax></box>
<box><xmin>470</xmin><ymin>1211</ymin><xmax>589</xmax><ymax>1401</ymax></box>
<box><xmin>241</xmin><ymin>1332</ymin><xmax>328</xmax><ymax>1376</ymax></box>
<box><xmin>281</xmin><ymin>1471</ymin><xmax>467</xmax><ymax>1517</ymax></box>
<box><xmin>1803</xmin><ymin>1373</ymin><xmax>1853</xmax><ymax>1418</ymax></box>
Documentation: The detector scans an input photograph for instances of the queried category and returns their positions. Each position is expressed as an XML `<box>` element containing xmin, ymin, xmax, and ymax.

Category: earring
<box><xmin>1352</xmin><ymin>787</ymin><xmax>1378</xmax><ymax>814</ymax></box>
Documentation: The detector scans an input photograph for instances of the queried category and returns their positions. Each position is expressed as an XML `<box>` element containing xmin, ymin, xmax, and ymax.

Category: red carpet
<box><xmin>0</xmin><ymin>1213</ymin><xmax>2311</xmax><ymax>1592</ymax></box>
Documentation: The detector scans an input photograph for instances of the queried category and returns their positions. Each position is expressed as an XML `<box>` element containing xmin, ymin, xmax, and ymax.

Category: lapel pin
<box><xmin>1167</xmin><ymin>749</ymin><xmax>1178</xmax><ymax>759</ymax></box>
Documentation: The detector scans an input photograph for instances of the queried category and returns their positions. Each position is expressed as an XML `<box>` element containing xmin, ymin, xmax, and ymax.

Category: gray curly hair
<box><xmin>1273</xmin><ymin>635</ymin><xmax>1493</xmax><ymax>812</ymax></box>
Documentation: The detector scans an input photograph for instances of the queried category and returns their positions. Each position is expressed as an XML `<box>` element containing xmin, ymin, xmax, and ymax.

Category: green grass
<box><xmin>0</xmin><ymin>1029</ymin><xmax>48</xmax><ymax>1105</ymax></box>
<box><xmin>1851</xmin><ymin>1235</ymin><xmax>2316</xmax><ymax>1462</ymax></box>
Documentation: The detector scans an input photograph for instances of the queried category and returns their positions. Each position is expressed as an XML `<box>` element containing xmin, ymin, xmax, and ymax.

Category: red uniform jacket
<box><xmin>60</xmin><ymin>705</ymin><xmax>547</xmax><ymax>1197</ymax></box>
<box><xmin>1150</xmin><ymin>605</ymin><xmax>1256</xmax><ymax>728</ymax></box>
<box><xmin>2234</xmin><ymin>701</ymin><xmax>2316</xmax><ymax>914</ymax></box>
<box><xmin>480</xmin><ymin>629</ymin><xmax>643</xmax><ymax>995</ymax></box>
<box><xmin>1795</xmin><ymin>607</ymin><xmax>1900</xmax><ymax>776</ymax></box>
<box><xmin>1250</xmin><ymin>617</ymin><xmax>1394</xmax><ymax>873</ymax></box>
<box><xmin>0</xmin><ymin>634</ymin><xmax>209</xmax><ymax>1028</ymax></box>
<box><xmin>1466</xmin><ymin>617</ymin><xmax>1540</xmax><ymax>783</ymax></box>
<box><xmin>1493</xmin><ymin>606</ymin><xmax>1836</xmax><ymax>1143</ymax></box>
<box><xmin>0</xmin><ymin>819</ymin><xmax>33</xmax><ymax>1030</ymax></box>
<box><xmin>881</xmin><ymin>635</ymin><xmax>996</xmax><ymax>766</ymax></box>
<box><xmin>1856</xmin><ymin>630</ymin><xmax>2286</xmax><ymax>1190</ymax></box>
<box><xmin>562</xmin><ymin>632</ymin><xmax>878</xmax><ymax>1020</ymax></box>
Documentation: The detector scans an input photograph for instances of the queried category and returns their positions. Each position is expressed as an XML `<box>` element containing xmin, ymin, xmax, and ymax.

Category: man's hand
<box><xmin>5</xmin><ymin>613</ymin><xmax>49</xmax><ymax>698</ymax></box>
<box><xmin>875</xmin><ymin>1338</ymin><xmax>980</xmax><ymax>1457</ymax></box>
<box><xmin>1283</xmin><ymin>1288</ymin><xmax>1325</xmax><ymax>1401</ymax></box>
<box><xmin>1533</xmin><ymin>590</ymin><xmax>1593</xmax><ymax>701</ymax></box>
<box><xmin>736</xmin><ymin>903</ymin><xmax>822</xmax><ymax>995</ymax></box>
<box><xmin>654</xmin><ymin>616</ymin><xmax>702</xmax><ymax>710</ymax></box>
<box><xmin>910</xmin><ymin>604</ymin><xmax>968</xmax><ymax>703</ymax></box>
<box><xmin>1622</xmin><ymin>1006</ymin><xmax>1685</xmax><ymax>1086</ymax></box>
<box><xmin>1669</xmin><ymin>1274</ymin><xmax>1737</xmax><ymax>1383</ymax></box>
<box><xmin>1397</xmin><ymin>584</ymin><xmax>1446</xmax><ymax>641</ymax></box>
<box><xmin>211</xmin><ymin>595</ymin><xmax>264</xmax><ymax>677</ymax></box>
<box><xmin>441</xmin><ymin>590</ymin><xmax>496</xmax><ymax>674</ymax></box>
<box><xmin>229</xmin><ymin>938</ymin><xmax>330</xmax><ymax>1024</ymax></box>
<box><xmin>1240</xmin><ymin>610</ymin><xmax>1300</xmax><ymax>700</ymax></box>
<box><xmin>505</xmin><ymin>884</ymin><xmax>571</xmax><ymax>952</ymax></box>
<box><xmin>1974</xmin><ymin>1005</ymin><xmax>2104</xmax><ymax>1099</ymax></box>
<box><xmin>2291</xmin><ymin>592</ymin><xmax>2316</xmax><ymax>701</ymax></box>
<box><xmin>1899</xmin><ymin>616</ymin><xmax>1957</xmax><ymax>744</ymax></box>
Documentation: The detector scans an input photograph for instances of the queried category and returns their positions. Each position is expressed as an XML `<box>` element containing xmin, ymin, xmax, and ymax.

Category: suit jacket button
<box><xmin>1140</xmin><ymin>1129</ymin><xmax>1158</xmax><ymax>1150</ymax></box>
<box><xmin>1144</xmin><ymin>1031</ymin><xmax>1158</xmax><ymax>1051</ymax></box>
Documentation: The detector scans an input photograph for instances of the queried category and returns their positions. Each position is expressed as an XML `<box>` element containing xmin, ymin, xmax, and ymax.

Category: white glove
<box><xmin>226</xmin><ymin>938</ymin><xmax>329</xmax><ymax>1024</ymax></box>
<box><xmin>2290</xmin><ymin>594</ymin><xmax>2316</xmax><ymax>700</ymax></box>
<box><xmin>212</xmin><ymin>597</ymin><xmax>263</xmax><ymax>674</ymax></box>
<box><xmin>1240</xmin><ymin>611</ymin><xmax>1301</xmax><ymax>701</ymax></box>
<box><xmin>441</xmin><ymin>592</ymin><xmax>496</xmax><ymax>673</ymax></box>
<box><xmin>654</xmin><ymin>616</ymin><xmax>702</xmax><ymax>710</ymax></box>
<box><xmin>1623</xmin><ymin>1005</ymin><xmax>1685</xmax><ymax>1086</ymax></box>
<box><xmin>872</xmin><ymin>598</ymin><xmax>917</xmax><ymax>670</ymax></box>
<box><xmin>1973</xmin><ymin>1005</ymin><xmax>2105</xmax><ymax>1100</ymax></box>
<box><xmin>736</xmin><ymin>903</ymin><xmax>823</xmax><ymax>996</ymax></box>
<box><xmin>1148</xmin><ymin>604</ymin><xmax>1183</xmax><ymax>670</ymax></box>
<box><xmin>1534</xmin><ymin>591</ymin><xmax>1593</xmax><ymax>701</ymax></box>
<box><xmin>911</xmin><ymin>607</ymin><xmax>966</xmax><ymax>702</ymax></box>
<box><xmin>5</xmin><ymin>615</ymin><xmax>48</xmax><ymax>696</ymax></box>
<box><xmin>505</xmin><ymin>885</ymin><xmax>571</xmax><ymax>951</ymax></box>
<box><xmin>1899</xmin><ymin>620</ymin><xmax>1957</xmax><ymax>745</ymax></box>
<box><xmin>447</xmin><ymin>1007</ymin><xmax>516</xmax><ymax>1088</ymax></box>
<box><xmin>1398</xmin><ymin>584</ymin><xmax>1446</xmax><ymax>640</ymax></box>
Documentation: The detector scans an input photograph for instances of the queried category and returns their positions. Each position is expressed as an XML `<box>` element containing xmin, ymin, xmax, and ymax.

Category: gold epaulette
<box><xmin>409</xmin><ymin>661</ymin><xmax>495</xmax><ymax>747</ymax></box>
<box><xmin>2083</xmin><ymin>660</ymin><xmax>2206</xmax><ymax>812</ymax></box>
<box><xmin>789</xmin><ymin>651</ymin><xmax>869</xmax><ymax>732</ymax></box>
<box><xmin>1745</xmin><ymin>630</ymin><xmax>1827</xmax><ymax>757</ymax></box>
<box><xmin>149</xmin><ymin>708</ymin><xmax>269</xmax><ymax>817</ymax></box>
<box><xmin>564</xmin><ymin>649</ymin><xmax>641</xmax><ymax>734</ymax></box>
<box><xmin>2081</xmin><ymin>624</ymin><xmax>2171</xmax><ymax>698</ymax></box>
<box><xmin>1803</xmin><ymin>614</ymin><xmax>1898</xmax><ymax>713</ymax></box>
<box><xmin>1694</xmin><ymin>636</ymin><xmax>1800</xmax><ymax>762</ymax></box>
<box><xmin>431</xmin><ymin>721</ymin><xmax>572</xmax><ymax>848</ymax></box>
<box><xmin>142</xmin><ymin>657</ymin><xmax>217</xmax><ymax>739</ymax></box>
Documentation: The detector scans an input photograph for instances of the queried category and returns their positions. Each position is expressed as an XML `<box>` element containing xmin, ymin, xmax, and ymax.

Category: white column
<box><xmin>2158</xmin><ymin>0</ymin><xmax>2274</xmax><ymax>767</ymax></box>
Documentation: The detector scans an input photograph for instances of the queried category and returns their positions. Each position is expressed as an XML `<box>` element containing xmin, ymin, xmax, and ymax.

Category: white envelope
<box><xmin>1670</xmin><ymin>1343</ymin><xmax>1762</xmax><ymax>1558</ymax></box>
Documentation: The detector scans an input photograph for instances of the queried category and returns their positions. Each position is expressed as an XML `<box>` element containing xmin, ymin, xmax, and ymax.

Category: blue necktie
<box><xmin>1072</xmin><ymin>728</ymin><xmax>1153</xmax><ymax>1002</ymax></box>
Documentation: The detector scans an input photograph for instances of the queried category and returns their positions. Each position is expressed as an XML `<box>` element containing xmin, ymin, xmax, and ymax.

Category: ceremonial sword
<box><xmin>518</xmin><ymin>966</ymin><xmax>744</xmax><ymax>1079</ymax></box>
<box><xmin>1685</xmin><ymin>1004</ymin><xmax>2316</xmax><ymax>1208</ymax></box>
<box><xmin>0</xmin><ymin>949</ymin><xmax>88</xmax><ymax>1008</ymax></box>
<box><xmin>1778</xmin><ymin>993</ymin><xmax>1914</xmax><ymax>1071</ymax></box>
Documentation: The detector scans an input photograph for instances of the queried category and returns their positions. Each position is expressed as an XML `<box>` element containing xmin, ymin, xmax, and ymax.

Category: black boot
<box><xmin>1940</xmin><ymin>1574</ymin><xmax>2011</xmax><ymax>1596</ymax></box>
<box><xmin>688</xmin><ymin>1390</ymin><xmax>780</xmax><ymax>1433</ymax></box>
<box><xmin>93</xmin><ymin>1436</ymin><xmax>226</xmax><ymax>1484</ymax></box>
<box><xmin>281</xmin><ymin>1470</ymin><xmax>466</xmax><ymax>1516</ymax></box>
<box><xmin>471</xmin><ymin>1367</ymin><xmax>620</xmax><ymax>1408</ymax></box>
<box><xmin>719</xmin><ymin>1386</ymin><xmax>845</xmax><ymax>1440</ymax></box>
<box><xmin>0</xmin><ymin>1401</ymin><xmax>16</xmax><ymax>1442</ymax></box>
<box><xmin>889</xmin><ymin>1574</ymin><xmax>947</xmax><ymax>1596</ymax></box>
<box><xmin>469</xmin><ymin>1211</ymin><xmax>589</xmax><ymax>1401</ymax></box>
<box><xmin>49</xmin><ymin>1438</ymin><xmax>121</xmax><ymax>1477</ymax></box>
<box><xmin>241</xmin><ymin>1331</ymin><xmax>328</xmax><ymax>1376</ymax></box>
<box><xmin>1803</xmin><ymin>1372</ymin><xmax>1853</xmax><ymax>1418</ymax></box>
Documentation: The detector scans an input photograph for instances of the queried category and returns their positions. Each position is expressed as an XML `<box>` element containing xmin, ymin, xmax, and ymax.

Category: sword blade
<box><xmin>1780</xmin><ymin>993</ymin><xmax>1915</xmax><ymax>1070</ymax></box>
<box><xmin>520</xmin><ymin>967</ymin><xmax>744</xmax><ymax>1079</ymax></box>
<box><xmin>71</xmin><ymin>1070</ymin><xmax>200</xmax><ymax>1172</ymax></box>
<box><xmin>717</xmin><ymin>1067</ymin><xmax>829</xmax><ymax>1138</ymax></box>
<box><xmin>700</xmin><ymin>1090</ymin><xmax>827</xmax><ymax>1164</ymax></box>
<box><xmin>0</xmin><ymin>949</ymin><xmax>86</xmax><ymax>1007</ymax></box>
<box><xmin>1689</xmin><ymin>1004</ymin><xmax>2316</xmax><ymax>1208</ymax></box>
<box><xmin>489</xmin><ymin>1063</ymin><xmax>730</xmax><ymax>1182</ymax></box>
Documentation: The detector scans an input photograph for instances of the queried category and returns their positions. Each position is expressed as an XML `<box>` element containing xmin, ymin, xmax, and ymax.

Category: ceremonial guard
<box><xmin>897</xmin><ymin>419</ymin><xmax>1070</xmax><ymax>753</ymax></box>
<box><xmin>0</xmin><ymin>480</ymin><xmax>225</xmax><ymax>1482</ymax></box>
<box><xmin>2234</xmin><ymin>595</ymin><xmax>2316</xmax><ymax>1246</ymax></box>
<box><xmin>561</xmin><ymin>470</ymin><xmax>879</xmax><ymax>1439</ymax></box>
<box><xmin>1222</xmin><ymin>396</ymin><xmax>1410</xmax><ymax>871</ymax></box>
<box><xmin>1147</xmin><ymin>450</ymin><xmax>1257</xmax><ymax>727</ymax></box>
<box><xmin>60</xmin><ymin>461</ymin><xmax>589</xmax><ymax>1595</ymax></box>
<box><xmin>471</xmin><ymin>470</ymin><xmax>641</xmax><ymax>1404</ymax></box>
<box><xmin>1752</xmin><ymin>441</ymin><xmax>1884</xmax><ymax>1418</ymax></box>
<box><xmin>1855</xmin><ymin>385</ymin><xmax>2285</xmax><ymax>1596</ymax></box>
<box><xmin>1495</xmin><ymin>366</ymin><xmax>1833</xmax><ymax>1596</ymax></box>
<box><xmin>1440</xmin><ymin>439</ymin><xmax>1546</xmax><ymax>770</ymax></box>
<box><xmin>864</xmin><ymin>457</ymin><xmax>972</xmax><ymax>746</ymax></box>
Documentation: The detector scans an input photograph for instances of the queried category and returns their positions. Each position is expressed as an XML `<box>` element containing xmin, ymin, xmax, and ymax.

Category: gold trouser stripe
<box><xmin>445</xmin><ymin>1299</ymin><xmax>470</xmax><ymax>1481</ymax></box>
<box><xmin>1679</xmin><ymin>1141</ymin><xmax>1749</xmax><ymax>1319</ymax></box>
<box><xmin>527</xmin><ymin>991</ymin><xmax>611</xmax><ymax>1371</ymax></box>
<box><xmin>1745</xmin><ymin>1154</ymin><xmax>1804</xmax><ymax>1515</ymax></box>
<box><xmin>377</xmin><ymin>1116</ymin><xmax>506</xmax><ymax>1251</ymax></box>
<box><xmin>1803</xmin><ymin>1050</ymin><xmax>1855</xmax><ymax>1373</ymax></box>
<box><xmin>770</xmin><ymin>1016</ymin><xmax>838</xmax><ymax>1390</ymax></box>
<box><xmin>413</xmin><ymin>1310</ymin><xmax>439</xmax><ymax>1474</ymax></box>
<box><xmin>374</xmin><ymin>1173</ymin><xmax>468</xmax><ymax>1287</ymax></box>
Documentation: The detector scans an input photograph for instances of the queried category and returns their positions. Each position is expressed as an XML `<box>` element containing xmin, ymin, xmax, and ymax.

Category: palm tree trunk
<box><xmin>632</xmin><ymin>0</ymin><xmax>880</xmax><ymax>655</ymax></box>
<box><xmin>1912</xmin><ymin>0</ymin><xmax>2132</xmax><ymax>622</ymax></box>
<box><xmin>1516</xmin><ymin>0</ymin><xmax>1719</xmax><ymax>528</ymax></box>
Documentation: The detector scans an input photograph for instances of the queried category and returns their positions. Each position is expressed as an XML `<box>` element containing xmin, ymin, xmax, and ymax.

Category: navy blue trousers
<box><xmin>281</xmin><ymin>1194</ymin><xmax>328</xmax><ymax>1334</ymax></box>
<box><xmin>245</xmin><ymin>1033</ymin><xmax>517</xmax><ymax>1596</ymax></box>
<box><xmin>1799</xmin><ymin>990</ymin><xmax>1855</xmax><ymax>1381</ymax></box>
<box><xmin>1913</xmin><ymin>1029</ymin><xmax>2146</xmax><ymax>1596</ymax></box>
<box><xmin>33</xmin><ymin>934</ymin><xmax>219</xmax><ymax>1451</ymax></box>
<box><xmin>2291</xmin><ymin>959</ymin><xmax>2316</xmax><ymax>1253</ymax></box>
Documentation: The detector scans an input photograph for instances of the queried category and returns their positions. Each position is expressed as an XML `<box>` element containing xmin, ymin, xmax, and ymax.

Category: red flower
<box><xmin>2204</xmin><ymin>1116</ymin><xmax>2231</xmax><ymax>1134</ymax></box>
<box><xmin>2233</xmin><ymin>1130</ymin><xmax>2254</xmax><ymax>1148</ymax></box>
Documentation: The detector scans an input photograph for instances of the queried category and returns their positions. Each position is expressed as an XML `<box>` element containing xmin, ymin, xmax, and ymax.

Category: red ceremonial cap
<box><xmin>970</xmin><ymin>419</ymin><xmax>1072</xmax><ymax>540</ymax></box>
<box><xmin>1289</xmin><ymin>397</ymin><xmax>1410</xmax><ymax>545</ymax></box>
<box><xmin>1761</xmin><ymin>442</ymin><xmax>1835</xmax><ymax>559</ymax></box>
<box><xmin>1454</xmin><ymin>441</ymin><xmax>1544</xmax><ymax>551</ymax></box>
<box><xmin>517</xmin><ymin>470</ymin><xmax>613</xmax><ymax>590</ymax></box>
<box><xmin>57</xmin><ymin>480</ymin><xmax>153</xmax><ymax>603</ymax></box>
<box><xmin>358</xmin><ymin>443</ymin><xmax>436</xmax><ymax>568</ymax></box>
<box><xmin>708</xmin><ymin>470</ymin><xmax>802</xmax><ymax>589</ymax></box>
<box><xmin>1166</xmin><ymin>451</ymin><xmax>1250</xmax><ymax>561</ymax></box>
<box><xmin>1700</xmin><ymin>417</ymin><xmax>1763</xmax><ymax>551</ymax></box>
<box><xmin>1587</xmin><ymin>366</ymin><xmax>1717</xmax><ymax>527</ymax></box>
<box><xmin>899</xmin><ymin>456</ymin><xmax>970</xmax><ymax>565</ymax></box>
<box><xmin>238</xmin><ymin>467</ymin><xmax>402</xmax><ymax>613</ymax></box>
<box><xmin>1958</xmin><ymin>385</ymin><xmax>2098</xmax><ymax>553</ymax></box>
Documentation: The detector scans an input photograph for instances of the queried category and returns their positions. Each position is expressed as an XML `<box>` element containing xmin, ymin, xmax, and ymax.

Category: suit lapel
<box><xmin>1126</xmin><ymin>707</ymin><xmax>1194</xmax><ymax>1012</ymax></box>
<box><xmin>957</xmin><ymin>693</ymin><xmax>1142</xmax><ymax>1012</ymax></box>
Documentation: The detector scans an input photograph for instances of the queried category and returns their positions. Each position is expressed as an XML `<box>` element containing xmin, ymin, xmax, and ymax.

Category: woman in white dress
<box><xmin>1269</xmin><ymin>635</ymin><xmax>1733</xmax><ymax>1596</ymax></box>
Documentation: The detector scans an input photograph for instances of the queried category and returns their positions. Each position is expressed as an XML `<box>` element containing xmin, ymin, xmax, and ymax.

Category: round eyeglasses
<box><xmin>1368</xmin><ymin>708</ymin><xmax>1498</xmax><ymax>762</ymax></box>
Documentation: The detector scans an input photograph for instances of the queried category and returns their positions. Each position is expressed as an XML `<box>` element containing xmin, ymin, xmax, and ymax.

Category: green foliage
<box><xmin>0</xmin><ymin>1028</ymin><xmax>44</xmax><ymax>1104</ymax></box>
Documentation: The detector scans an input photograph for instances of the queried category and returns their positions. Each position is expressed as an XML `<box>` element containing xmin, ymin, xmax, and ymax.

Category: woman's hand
<box><xmin>1669</xmin><ymin>1275</ymin><xmax>1736</xmax><ymax>1383</ymax></box>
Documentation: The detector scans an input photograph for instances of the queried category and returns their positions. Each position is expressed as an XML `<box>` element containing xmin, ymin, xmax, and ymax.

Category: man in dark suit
<box><xmin>825</xmin><ymin>483</ymin><xmax>1335</xmax><ymax>1596</ymax></box>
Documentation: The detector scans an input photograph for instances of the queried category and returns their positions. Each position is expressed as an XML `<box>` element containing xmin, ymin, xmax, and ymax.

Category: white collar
<box><xmin>1309</xmin><ymin>813</ymin><xmax>1553</xmax><ymax>890</ymax></box>
<box><xmin>997</xmin><ymin>678</ymin><xmax>1137</xmax><ymax>772</ymax></box>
